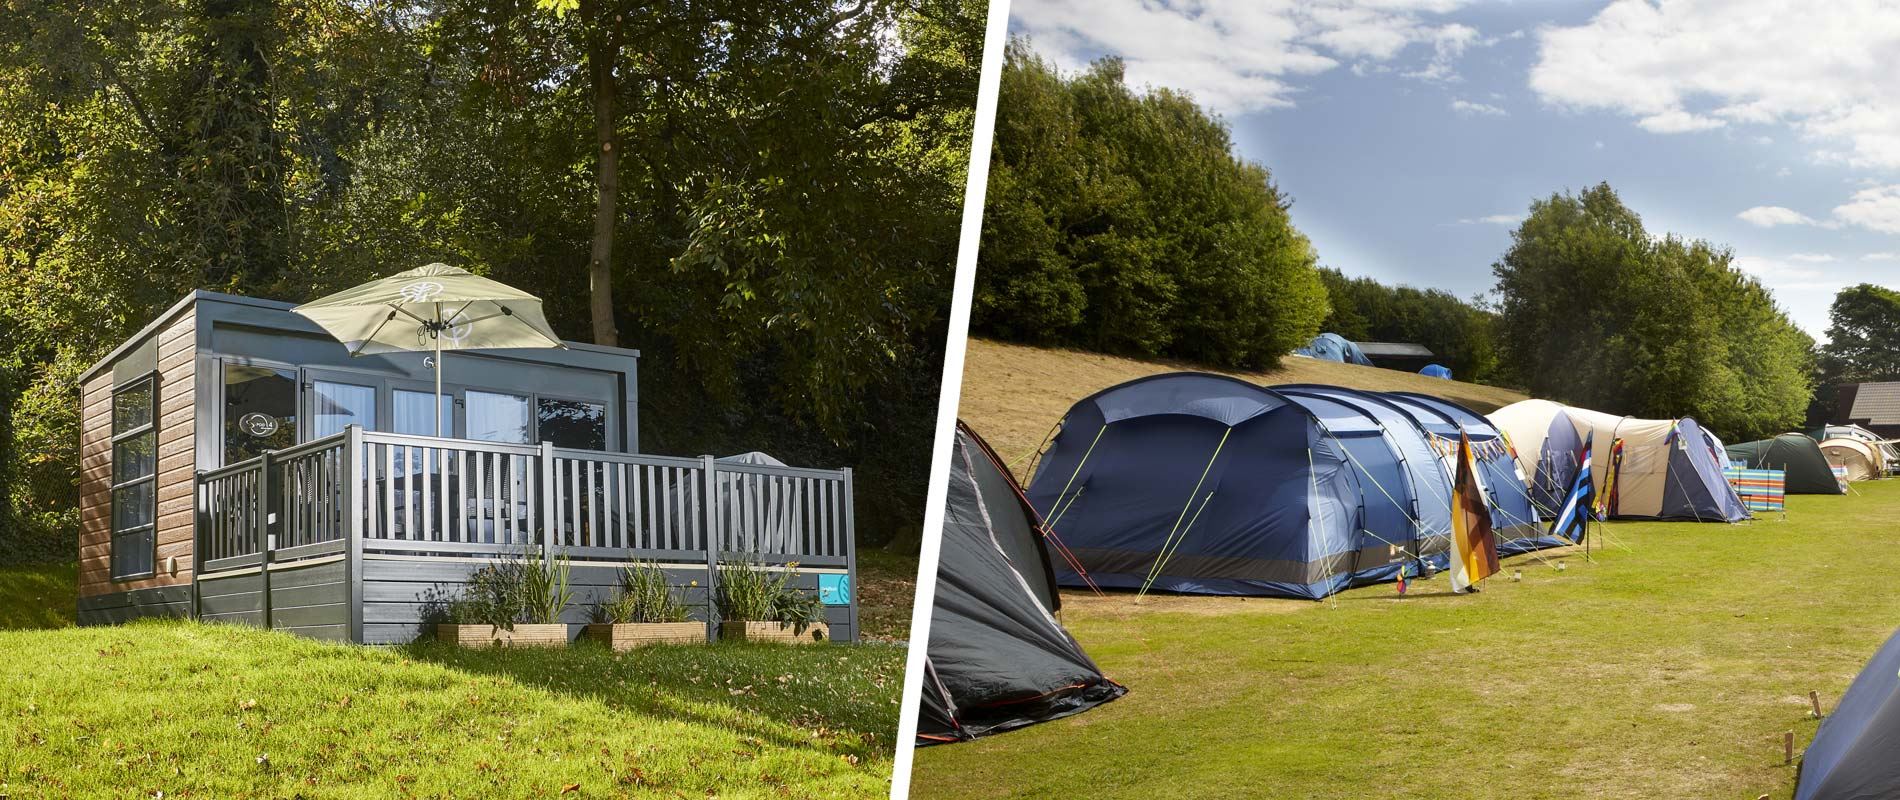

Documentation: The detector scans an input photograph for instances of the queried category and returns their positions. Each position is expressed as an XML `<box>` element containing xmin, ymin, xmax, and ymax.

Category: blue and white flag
<box><xmin>1548</xmin><ymin>444</ymin><xmax>1595</xmax><ymax>543</ymax></box>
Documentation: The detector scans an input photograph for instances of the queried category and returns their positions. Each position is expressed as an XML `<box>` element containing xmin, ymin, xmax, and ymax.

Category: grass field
<box><xmin>0</xmin><ymin>621</ymin><xmax>903</xmax><ymax>798</ymax></box>
<box><xmin>911</xmin><ymin>480</ymin><xmax>1900</xmax><ymax>799</ymax></box>
<box><xmin>958</xmin><ymin>338</ymin><xmax>1531</xmax><ymax>468</ymax></box>
<box><xmin>0</xmin><ymin>563</ymin><xmax>75</xmax><ymax>630</ymax></box>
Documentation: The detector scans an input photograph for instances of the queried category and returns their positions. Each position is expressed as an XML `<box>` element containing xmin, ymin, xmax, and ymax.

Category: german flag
<box><xmin>1449</xmin><ymin>432</ymin><xmax>1500</xmax><ymax>593</ymax></box>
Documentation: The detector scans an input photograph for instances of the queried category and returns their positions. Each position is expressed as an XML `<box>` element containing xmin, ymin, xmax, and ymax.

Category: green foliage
<box><xmin>442</xmin><ymin>549</ymin><xmax>571</xmax><ymax>628</ymax></box>
<box><xmin>1316</xmin><ymin>268</ymin><xmax>1500</xmax><ymax>382</ymax></box>
<box><xmin>1491</xmin><ymin>183</ymin><xmax>1814</xmax><ymax>441</ymax></box>
<box><xmin>595</xmin><ymin>561</ymin><xmax>691</xmax><ymax>624</ymax></box>
<box><xmin>1820</xmin><ymin>284</ymin><xmax>1900</xmax><ymax>384</ymax></box>
<box><xmin>0</xmin><ymin>0</ymin><xmax>981</xmax><ymax>558</ymax></box>
<box><xmin>717</xmin><ymin>557</ymin><xmax>825</xmax><ymax>636</ymax></box>
<box><xmin>974</xmin><ymin>43</ymin><xmax>1328</xmax><ymax>369</ymax></box>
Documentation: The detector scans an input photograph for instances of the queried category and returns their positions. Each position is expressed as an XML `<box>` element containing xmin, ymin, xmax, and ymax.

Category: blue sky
<box><xmin>1005</xmin><ymin>0</ymin><xmax>1900</xmax><ymax>341</ymax></box>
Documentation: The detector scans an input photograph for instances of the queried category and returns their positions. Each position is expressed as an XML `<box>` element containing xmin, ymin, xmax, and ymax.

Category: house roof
<box><xmin>1849</xmin><ymin>381</ymin><xmax>1900</xmax><ymax>426</ymax></box>
<box><xmin>1355</xmin><ymin>341</ymin><xmax>1435</xmax><ymax>358</ymax></box>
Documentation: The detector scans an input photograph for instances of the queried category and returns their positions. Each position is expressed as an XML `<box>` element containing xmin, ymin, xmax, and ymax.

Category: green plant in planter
<box><xmin>594</xmin><ymin>561</ymin><xmax>691</xmax><ymax>623</ymax></box>
<box><xmin>717</xmin><ymin>557</ymin><xmax>825</xmax><ymax>636</ymax></box>
<box><xmin>443</xmin><ymin>547</ymin><xmax>571</xmax><ymax>629</ymax></box>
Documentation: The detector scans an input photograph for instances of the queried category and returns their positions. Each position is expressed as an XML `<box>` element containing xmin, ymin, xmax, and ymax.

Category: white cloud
<box><xmin>1775</xmin><ymin>166</ymin><xmax>1792</xmax><ymax>177</ymax></box>
<box><xmin>1789</xmin><ymin>253</ymin><xmax>1837</xmax><ymax>263</ymax></box>
<box><xmin>1863</xmin><ymin>252</ymin><xmax>1900</xmax><ymax>261</ymax></box>
<box><xmin>1009</xmin><ymin>0</ymin><xmax>1480</xmax><ymax>115</ymax></box>
<box><xmin>1833</xmin><ymin>184</ymin><xmax>1900</xmax><ymax>234</ymax></box>
<box><xmin>1737</xmin><ymin>206</ymin><xmax>1819</xmax><ymax>228</ymax></box>
<box><xmin>1458</xmin><ymin>213</ymin><xmax>1523</xmax><ymax>225</ymax></box>
<box><xmin>1450</xmin><ymin>99</ymin><xmax>1506</xmax><ymax>117</ymax></box>
<box><xmin>1593</xmin><ymin>140</ymin><xmax>1605</xmax><ymax>149</ymax></box>
<box><xmin>1530</xmin><ymin>1</ymin><xmax>1900</xmax><ymax>170</ymax></box>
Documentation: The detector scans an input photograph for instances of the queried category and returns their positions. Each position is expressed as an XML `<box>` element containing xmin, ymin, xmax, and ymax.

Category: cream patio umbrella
<box><xmin>292</xmin><ymin>263</ymin><xmax>566</xmax><ymax>437</ymax></box>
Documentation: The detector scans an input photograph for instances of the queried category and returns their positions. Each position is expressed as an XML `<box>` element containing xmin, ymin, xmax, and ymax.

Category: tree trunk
<box><xmin>585</xmin><ymin>8</ymin><xmax>620</xmax><ymax>347</ymax></box>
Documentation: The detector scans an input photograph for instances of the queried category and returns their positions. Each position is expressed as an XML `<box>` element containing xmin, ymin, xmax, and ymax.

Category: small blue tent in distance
<box><xmin>1293</xmin><ymin>333</ymin><xmax>1373</xmax><ymax>366</ymax></box>
<box><xmin>1419</xmin><ymin>364</ymin><xmax>1453</xmax><ymax>379</ymax></box>
<box><xmin>1025</xmin><ymin>373</ymin><xmax>1391</xmax><ymax>600</ymax></box>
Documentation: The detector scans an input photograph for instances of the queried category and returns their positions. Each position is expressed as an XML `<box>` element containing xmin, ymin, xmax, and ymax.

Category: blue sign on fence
<box><xmin>818</xmin><ymin>573</ymin><xmax>852</xmax><ymax>606</ymax></box>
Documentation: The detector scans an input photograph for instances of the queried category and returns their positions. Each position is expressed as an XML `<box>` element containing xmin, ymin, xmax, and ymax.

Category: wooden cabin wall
<box><xmin>77</xmin><ymin>310</ymin><xmax>197</xmax><ymax>613</ymax></box>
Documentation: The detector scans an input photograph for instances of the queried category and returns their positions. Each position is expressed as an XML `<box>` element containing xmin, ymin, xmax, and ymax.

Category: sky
<box><xmin>1004</xmin><ymin>0</ymin><xmax>1900</xmax><ymax>342</ymax></box>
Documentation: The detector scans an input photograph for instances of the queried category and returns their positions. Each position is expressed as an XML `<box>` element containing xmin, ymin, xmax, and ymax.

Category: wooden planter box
<box><xmin>581</xmin><ymin>622</ymin><xmax>706</xmax><ymax>650</ymax></box>
<box><xmin>719</xmin><ymin>621</ymin><xmax>828</xmax><ymax>644</ymax></box>
<box><xmin>437</xmin><ymin>623</ymin><xmax>569</xmax><ymax>648</ymax></box>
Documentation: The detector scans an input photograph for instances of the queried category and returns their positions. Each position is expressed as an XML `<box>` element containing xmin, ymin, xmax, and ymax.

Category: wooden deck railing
<box><xmin>195</xmin><ymin>426</ymin><xmax>855</xmax><ymax>573</ymax></box>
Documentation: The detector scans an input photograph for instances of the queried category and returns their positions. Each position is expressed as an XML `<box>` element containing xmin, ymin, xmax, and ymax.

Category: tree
<box><xmin>1491</xmin><ymin>183</ymin><xmax>1813</xmax><ymax>440</ymax></box>
<box><xmin>1821</xmin><ymin>284</ymin><xmax>1900</xmax><ymax>382</ymax></box>
<box><xmin>974</xmin><ymin>43</ymin><xmax>1328</xmax><ymax>369</ymax></box>
<box><xmin>1316</xmin><ymin>268</ymin><xmax>1499</xmax><ymax>382</ymax></box>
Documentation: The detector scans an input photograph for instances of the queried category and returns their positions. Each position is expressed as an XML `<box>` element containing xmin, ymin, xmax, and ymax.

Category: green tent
<box><xmin>1726</xmin><ymin>433</ymin><xmax>1845</xmax><ymax>495</ymax></box>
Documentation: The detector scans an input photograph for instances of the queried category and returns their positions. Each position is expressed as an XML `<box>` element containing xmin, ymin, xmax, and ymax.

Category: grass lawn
<box><xmin>855</xmin><ymin>549</ymin><xmax>919</xmax><ymax>642</ymax></box>
<box><xmin>0</xmin><ymin>621</ymin><xmax>903</xmax><ymax>798</ymax></box>
<box><xmin>0</xmin><ymin>562</ymin><xmax>75</xmax><ymax>630</ymax></box>
<box><xmin>911</xmin><ymin>481</ymin><xmax>1900</xmax><ymax>800</ymax></box>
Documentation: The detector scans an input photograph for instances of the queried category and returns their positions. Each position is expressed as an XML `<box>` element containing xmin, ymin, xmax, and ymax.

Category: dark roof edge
<box><xmin>78</xmin><ymin>289</ymin><xmax>641</xmax><ymax>384</ymax></box>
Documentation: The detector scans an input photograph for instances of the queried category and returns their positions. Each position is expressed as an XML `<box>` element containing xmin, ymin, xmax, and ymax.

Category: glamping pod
<box><xmin>1820</xmin><ymin>439</ymin><xmax>1883</xmax><ymax>482</ymax></box>
<box><xmin>1026</xmin><ymin>373</ymin><xmax>1386</xmax><ymax>600</ymax></box>
<box><xmin>1492</xmin><ymin>400</ymin><xmax>1747</xmax><ymax>522</ymax></box>
<box><xmin>1795</xmin><ymin>627</ymin><xmax>1900</xmax><ymax>799</ymax></box>
<box><xmin>1293</xmin><ymin>333</ymin><xmax>1374</xmax><ymax>366</ymax></box>
<box><xmin>919</xmin><ymin>422</ymin><xmax>1124</xmax><ymax>744</ymax></box>
<box><xmin>1488</xmin><ymin>398</ymin><xmax>1589</xmax><ymax>517</ymax></box>
<box><xmin>1385</xmin><ymin>392</ymin><xmax>1547</xmax><ymax>549</ymax></box>
<box><xmin>1725</xmin><ymin>434</ymin><xmax>1845</xmax><ymax>494</ymax></box>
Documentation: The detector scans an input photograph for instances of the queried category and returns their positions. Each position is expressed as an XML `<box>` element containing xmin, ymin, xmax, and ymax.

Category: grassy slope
<box><xmin>0</xmin><ymin>563</ymin><xmax>75</xmax><ymax>630</ymax></box>
<box><xmin>0</xmin><ymin>621</ymin><xmax>902</xmax><ymax>798</ymax></box>
<box><xmin>913</xmin><ymin>481</ymin><xmax>1900</xmax><ymax>800</ymax></box>
<box><xmin>958</xmin><ymin>338</ymin><xmax>1531</xmax><ymax>470</ymax></box>
<box><xmin>856</xmin><ymin>549</ymin><xmax>919</xmax><ymax>642</ymax></box>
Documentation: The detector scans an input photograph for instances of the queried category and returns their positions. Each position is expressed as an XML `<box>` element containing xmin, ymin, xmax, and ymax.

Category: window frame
<box><xmin>109</xmin><ymin>372</ymin><xmax>160</xmax><ymax>581</ymax></box>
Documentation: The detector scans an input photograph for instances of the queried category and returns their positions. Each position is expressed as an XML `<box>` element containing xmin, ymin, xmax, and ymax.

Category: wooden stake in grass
<box><xmin>1785</xmin><ymin>730</ymin><xmax>1795</xmax><ymax>765</ymax></box>
<box><xmin>1810</xmin><ymin>690</ymin><xmax>1823</xmax><ymax>719</ymax></box>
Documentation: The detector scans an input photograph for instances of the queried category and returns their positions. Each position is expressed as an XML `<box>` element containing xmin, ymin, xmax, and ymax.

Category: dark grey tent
<box><xmin>917</xmin><ymin>422</ymin><xmax>1124</xmax><ymax>745</ymax></box>
<box><xmin>1798</xmin><ymin>627</ymin><xmax>1900</xmax><ymax>799</ymax></box>
<box><xmin>1726</xmin><ymin>433</ymin><xmax>1845</xmax><ymax>495</ymax></box>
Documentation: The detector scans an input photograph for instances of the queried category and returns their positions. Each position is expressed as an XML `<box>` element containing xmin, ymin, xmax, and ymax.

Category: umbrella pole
<box><xmin>433</xmin><ymin>302</ymin><xmax>444</xmax><ymax>438</ymax></box>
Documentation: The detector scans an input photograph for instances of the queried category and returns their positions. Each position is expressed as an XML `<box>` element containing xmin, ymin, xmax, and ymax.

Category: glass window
<box><xmin>311</xmin><ymin>380</ymin><xmax>376</xmax><ymax>439</ymax></box>
<box><xmin>224</xmin><ymin>364</ymin><xmax>296</xmax><ymax>465</ymax></box>
<box><xmin>468</xmin><ymin>391</ymin><xmax>532</xmax><ymax>443</ymax></box>
<box><xmin>111</xmin><ymin>376</ymin><xmax>157</xmax><ymax>579</ymax></box>
<box><xmin>393</xmin><ymin>389</ymin><xmax>454</xmax><ymax>437</ymax></box>
<box><xmin>538</xmin><ymin>398</ymin><xmax>607</xmax><ymax>451</ymax></box>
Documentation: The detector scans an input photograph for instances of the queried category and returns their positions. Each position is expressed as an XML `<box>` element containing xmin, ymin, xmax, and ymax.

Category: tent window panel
<box><xmin>111</xmin><ymin>375</ymin><xmax>158</xmax><ymax>580</ymax></box>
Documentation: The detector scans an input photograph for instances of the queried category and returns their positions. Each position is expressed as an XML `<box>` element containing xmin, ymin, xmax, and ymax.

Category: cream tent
<box><xmin>1820</xmin><ymin>439</ymin><xmax>1882</xmax><ymax>482</ymax></box>
<box><xmin>1488</xmin><ymin>400</ymin><xmax>1749</xmax><ymax>522</ymax></box>
<box><xmin>1487</xmin><ymin>399</ymin><xmax>1588</xmax><ymax>517</ymax></box>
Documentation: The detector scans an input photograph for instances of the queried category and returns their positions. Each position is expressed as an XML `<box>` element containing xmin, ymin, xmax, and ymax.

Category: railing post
<box><xmin>192</xmin><ymin>471</ymin><xmax>205</xmax><ymax>622</ymax></box>
<box><xmin>344</xmin><ymin>425</ymin><xmax>365</xmax><ymax>644</ymax></box>
<box><xmin>702</xmin><ymin>454</ymin><xmax>719</xmax><ymax>643</ymax></box>
<box><xmin>841</xmin><ymin>467</ymin><xmax>857</xmax><ymax>645</ymax></box>
<box><xmin>258</xmin><ymin>450</ymin><xmax>274</xmax><ymax>631</ymax></box>
<box><xmin>540</xmin><ymin>440</ymin><xmax>556</xmax><ymax>567</ymax></box>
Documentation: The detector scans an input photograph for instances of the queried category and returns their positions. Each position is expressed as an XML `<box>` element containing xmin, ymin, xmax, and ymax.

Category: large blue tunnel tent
<box><xmin>1023</xmin><ymin>373</ymin><xmax>1560</xmax><ymax>601</ymax></box>
<box><xmin>1293</xmin><ymin>333</ymin><xmax>1374</xmax><ymax>366</ymax></box>
<box><xmin>1383</xmin><ymin>392</ymin><xmax>1557</xmax><ymax>553</ymax></box>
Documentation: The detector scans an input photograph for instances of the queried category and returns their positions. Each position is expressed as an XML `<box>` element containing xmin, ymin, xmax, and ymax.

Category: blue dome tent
<box><xmin>1293</xmin><ymin>333</ymin><xmax>1374</xmax><ymax>366</ymax></box>
<box><xmin>1025</xmin><ymin>373</ymin><xmax>1373</xmax><ymax>600</ymax></box>
<box><xmin>1419</xmin><ymin>364</ymin><xmax>1453</xmax><ymax>379</ymax></box>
